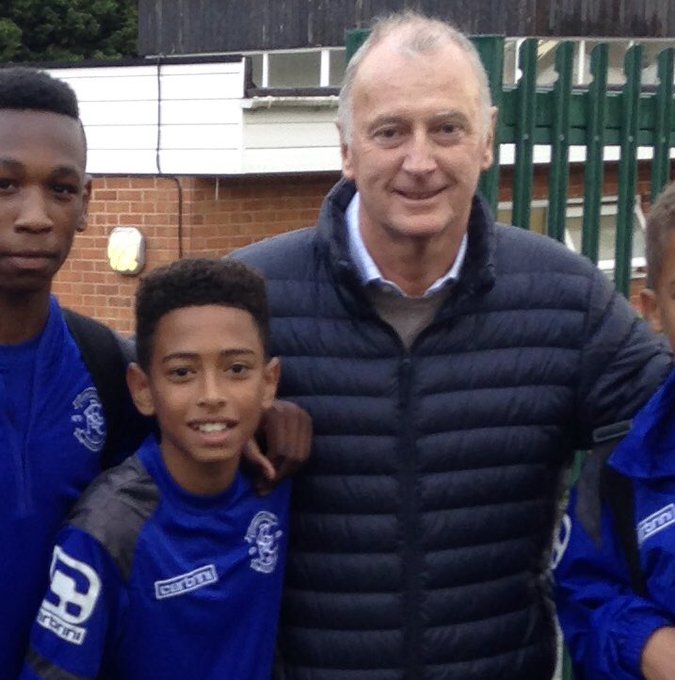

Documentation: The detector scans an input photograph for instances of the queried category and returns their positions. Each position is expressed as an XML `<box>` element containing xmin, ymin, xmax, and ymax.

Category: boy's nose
<box><xmin>15</xmin><ymin>188</ymin><xmax>54</xmax><ymax>233</ymax></box>
<box><xmin>197</xmin><ymin>373</ymin><xmax>226</xmax><ymax>407</ymax></box>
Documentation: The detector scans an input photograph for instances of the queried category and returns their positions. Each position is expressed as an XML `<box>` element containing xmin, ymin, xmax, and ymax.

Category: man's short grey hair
<box><xmin>338</xmin><ymin>10</ymin><xmax>493</xmax><ymax>143</ymax></box>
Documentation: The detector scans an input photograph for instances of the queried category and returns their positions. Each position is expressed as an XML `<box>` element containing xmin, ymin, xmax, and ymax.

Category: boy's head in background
<box><xmin>641</xmin><ymin>181</ymin><xmax>675</xmax><ymax>349</ymax></box>
<box><xmin>128</xmin><ymin>258</ymin><xmax>280</xmax><ymax>495</ymax></box>
<box><xmin>0</xmin><ymin>66</ymin><xmax>90</xmax><ymax>309</ymax></box>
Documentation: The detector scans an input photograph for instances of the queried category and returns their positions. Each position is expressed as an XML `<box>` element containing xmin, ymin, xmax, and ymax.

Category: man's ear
<box><xmin>126</xmin><ymin>362</ymin><xmax>156</xmax><ymax>417</ymax></box>
<box><xmin>261</xmin><ymin>357</ymin><xmax>281</xmax><ymax>411</ymax></box>
<box><xmin>640</xmin><ymin>288</ymin><xmax>663</xmax><ymax>335</ymax></box>
<box><xmin>480</xmin><ymin>107</ymin><xmax>498</xmax><ymax>171</ymax></box>
<box><xmin>337</xmin><ymin>123</ymin><xmax>355</xmax><ymax>181</ymax></box>
<box><xmin>77</xmin><ymin>175</ymin><xmax>92</xmax><ymax>233</ymax></box>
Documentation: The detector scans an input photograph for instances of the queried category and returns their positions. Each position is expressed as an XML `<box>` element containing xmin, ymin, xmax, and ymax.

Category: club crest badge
<box><xmin>245</xmin><ymin>511</ymin><xmax>283</xmax><ymax>574</ymax></box>
<box><xmin>71</xmin><ymin>387</ymin><xmax>106</xmax><ymax>453</ymax></box>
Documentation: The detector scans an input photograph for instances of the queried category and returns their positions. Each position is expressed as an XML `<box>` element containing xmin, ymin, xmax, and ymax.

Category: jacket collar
<box><xmin>316</xmin><ymin>178</ymin><xmax>497</xmax><ymax>304</ymax></box>
<box><xmin>611</xmin><ymin>368</ymin><xmax>675</xmax><ymax>478</ymax></box>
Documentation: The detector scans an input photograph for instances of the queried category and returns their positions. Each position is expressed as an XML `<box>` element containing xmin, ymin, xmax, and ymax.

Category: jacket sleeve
<box><xmin>575</xmin><ymin>269</ymin><xmax>671</xmax><ymax>446</ymax></box>
<box><xmin>19</xmin><ymin>526</ymin><xmax>125</xmax><ymax>680</ymax></box>
<box><xmin>554</xmin><ymin>486</ymin><xmax>673</xmax><ymax>679</ymax></box>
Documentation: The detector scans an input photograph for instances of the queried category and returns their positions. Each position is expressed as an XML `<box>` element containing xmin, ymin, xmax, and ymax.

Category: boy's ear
<box><xmin>77</xmin><ymin>175</ymin><xmax>92</xmax><ymax>233</ymax></box>
<box><xmin>126</xmin><ymin>362</ymin><xmax>156</xmax><ymax>417</ymax></box>
<box><xmin>640</xmin><ymin>288</ymin><xmax>663</xmax><ymax>335</ymax></box>
<box><xmin>262</xmin><ymin>357</ymin><xmax>281</xmax><ymax>411</ymax></box>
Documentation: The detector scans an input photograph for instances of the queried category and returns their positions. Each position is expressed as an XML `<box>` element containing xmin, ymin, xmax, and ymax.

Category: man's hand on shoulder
<box><xmin>243</xmin><ymin>400</ymin><xmax>312</xmax><ymax>494</ymax></box>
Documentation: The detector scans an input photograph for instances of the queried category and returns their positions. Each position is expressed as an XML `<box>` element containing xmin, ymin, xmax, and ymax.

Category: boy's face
<box><xmin>0</xmin><ymin>109</ymin><xmax>90</xmax><ymax>299</ymax></box>
<box><xmin>128</xmin><ymin>304</ymin><xmax>279</xmax><ymax>495</ymax></box>
<box><xmin>641</xmin><ymin>230</ymin><xmax>675</xmax><ymax>350</ymax></box>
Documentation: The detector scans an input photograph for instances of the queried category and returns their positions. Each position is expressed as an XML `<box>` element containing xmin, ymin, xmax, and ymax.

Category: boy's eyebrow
<box><xmin>0</xmin><ymin>157</ymin><xmax>82</xmax><ymax>180</ymax></box>
<box><xmin>161</xmin><ymin>348</ymin><xmax>258</xmax><ymax>363</ymax></box>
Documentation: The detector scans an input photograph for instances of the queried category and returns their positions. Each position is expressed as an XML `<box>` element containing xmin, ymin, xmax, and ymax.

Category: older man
<box><xmin>233</xmin><ymin>11</ymin><xmax>670</xmax><ymax>679</ymax></box>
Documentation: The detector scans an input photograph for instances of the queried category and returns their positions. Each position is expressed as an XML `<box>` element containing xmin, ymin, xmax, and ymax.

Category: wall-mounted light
<box><xmin>107</xmin><ymin>226</ymin><xmax>146</xmax><ymax>276</ymax></box>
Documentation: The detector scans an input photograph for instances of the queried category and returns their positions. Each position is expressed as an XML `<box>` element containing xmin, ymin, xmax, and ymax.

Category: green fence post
<box><xmin>615</xmin><ymin>44</ymin><xmax>642</xmax><ymax>296</ymax></box>
<box><xmin>581</xmin><ymin>44</ymin><xmax>609</xmax><ymax>265</ymax></box>
<box><xmin>547</xmin><ymin>41</ymin><xmax>574</xmax><ymax>243</ymax></box>
<box><xmin>345</xmin><ymin>28</ymin><xmax>369</xmax><ymax>62</ymax></box>
<box><xmin>652</xmin><ymin>47</ymin><xmax>675</xmax><ymax>200</ymax></box>
<box><xmin>474</xmin><ymin>35</ymin><xmax>505</xmax><ymax>212</ymax></box>
<box><xmin>513</xmin><ymin>39</ymin><xmax>538</xmax><ymax>230</ymax></box>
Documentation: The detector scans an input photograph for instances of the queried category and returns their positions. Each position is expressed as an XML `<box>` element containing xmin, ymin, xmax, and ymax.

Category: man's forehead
<box><xmin>355</xmin><ymin>38</ymin><xmax>473</xmax><ymax>87</ymax></box>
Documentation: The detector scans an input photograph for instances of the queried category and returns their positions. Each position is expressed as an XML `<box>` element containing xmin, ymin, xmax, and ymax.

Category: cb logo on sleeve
<box><xmin>37</xmin><ymin>546</ymin><xmax>101</xmax><ymax>645</ymax></box>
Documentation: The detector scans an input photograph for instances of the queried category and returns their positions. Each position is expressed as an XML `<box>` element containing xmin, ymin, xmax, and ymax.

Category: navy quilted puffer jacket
<box><xmin>233</xmin><ymin>179</ymin><xmax>670</xmax><ymax>680</ymax></box>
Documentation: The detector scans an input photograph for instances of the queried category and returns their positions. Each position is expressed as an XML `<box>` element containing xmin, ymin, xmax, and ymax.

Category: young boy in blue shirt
<box><xmin>21</xmin><ymin>258</ymin><xmax>289</xmax><ymax>680</ymax></box>
<box><xmin>554</xmin><ymin>181</ymin><xmax>675</xmax><ymax>680</ymax></box>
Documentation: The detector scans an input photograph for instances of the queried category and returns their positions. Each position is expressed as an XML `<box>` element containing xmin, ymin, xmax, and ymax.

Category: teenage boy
<box><xmin>0</xmin><ymin>66</ymin><xmax>152</xmax><ymax>677</ymax></box>
<box><xmin>554</xmin><ymin>181</ymin><xmax>675</xmax><ymax>680</ymax></box>
<box><xmin>21</xmin><ymin>258</ymin><xmax>289</xmax><ymax>680</ymax></box>
<box><xmin>0</xmin><ymin>66</ymin><xmax>309</xmax><ymax>678</ymax></box>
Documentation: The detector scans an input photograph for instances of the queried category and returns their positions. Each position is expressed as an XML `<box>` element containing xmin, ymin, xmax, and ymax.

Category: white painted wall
<box><xmin>51</xmin><ymin>60</ymin><xmax>246</xmax><ymax>175</ymax></box>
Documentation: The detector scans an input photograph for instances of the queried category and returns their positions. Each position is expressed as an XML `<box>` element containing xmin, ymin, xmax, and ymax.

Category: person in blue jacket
<box><xmin>0</xmin><ymin>66</ymin><xmax>309</xmax><ymax>678</ymax></box>
<box><xmin>554</xmin><ymin>180</ymin><xmax>675</xmax><ymax>680</ymax></box>
<box><xmin>0</xmin><ymin>66</ymin><xmax>148</xmax><ymax>677</ymax></box>
<box><xmin>21</xmin><ymin>257</ymin><xmax>289</xmax><ymax>679</ymax></box>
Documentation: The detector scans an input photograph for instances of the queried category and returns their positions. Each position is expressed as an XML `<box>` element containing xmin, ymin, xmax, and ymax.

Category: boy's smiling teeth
<box><xmin>194</xmin><ymin>422</ymin><xmax>229</xmax><ymax>433</ymax></box>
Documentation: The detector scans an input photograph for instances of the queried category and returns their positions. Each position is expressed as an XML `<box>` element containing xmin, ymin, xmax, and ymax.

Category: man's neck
<box><xmin>362</xmin><ymin>230</ymin><xmax>465</xmax><ymax>297</ymax></box>
<box><xmin>0</xmin><ymin>291</ymin><xmax>51</xmax><ymax>344</ymax></box>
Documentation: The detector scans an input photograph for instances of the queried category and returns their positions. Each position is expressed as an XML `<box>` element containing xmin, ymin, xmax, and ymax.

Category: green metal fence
<box><xmin>346</xmin><ymin>28</ymin><xmax>675</xmax><ymax>680</ymax></box>
<box><xmin>477</xmin><ymin>36</ymin><xmax>674</xmax><ymax>296</ymax></box>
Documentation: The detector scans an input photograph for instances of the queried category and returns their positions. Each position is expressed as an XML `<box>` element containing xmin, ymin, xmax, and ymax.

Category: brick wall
<box><xmin>53</xmin><ymin>163</ymin><xmax>666</xmax><ymax>333</ymax></box>
<box><xmin>54</xmin><ymin>173</ymin><xmax>339</xmax><ymax>334</ymax></box>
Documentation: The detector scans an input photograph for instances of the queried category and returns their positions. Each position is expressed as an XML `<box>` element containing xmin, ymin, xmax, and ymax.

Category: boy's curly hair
<box><xmin>135</xmin><ymin>258</ymin><xmax>269</xmax><ymax>370</ymax></box>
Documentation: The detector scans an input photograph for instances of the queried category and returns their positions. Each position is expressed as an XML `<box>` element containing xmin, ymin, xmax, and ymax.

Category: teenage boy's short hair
<box><xmin>135</xmin><ymin>258</ymin><xmax>270</xmax><ymax>370</ymax></box>
<box><xmin>645</xmin><ymin>181</ymin><xmax>675</xmax><ymax>288</ymax></box>
<box><xmin>0</xmin><ymin>66</ymin><xmax>79</xmax><ymax>119</ymax></box>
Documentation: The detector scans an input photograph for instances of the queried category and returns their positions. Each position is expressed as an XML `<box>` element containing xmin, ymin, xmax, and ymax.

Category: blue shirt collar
<box><xmin>346</xmin><ymin>192</ymin><xmax>467</xmax><ymax>298</ymax></box>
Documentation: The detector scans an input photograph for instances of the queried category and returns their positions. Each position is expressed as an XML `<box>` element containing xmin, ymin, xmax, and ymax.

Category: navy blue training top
<box><xmin>21</xmin><ymin>437</ymin><xmax>291</xmax><ymax>680</ymax></box>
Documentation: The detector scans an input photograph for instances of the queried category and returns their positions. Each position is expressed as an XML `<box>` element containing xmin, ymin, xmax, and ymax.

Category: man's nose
<box><xmin>15</xmin><ymin>188</ymin><xmax>54</xmax><ymax>233</ymax></box>
<box><xmin>402</xmin><ymin>133</ymin><xmax>437</xmax><ymax>175</ymax></box>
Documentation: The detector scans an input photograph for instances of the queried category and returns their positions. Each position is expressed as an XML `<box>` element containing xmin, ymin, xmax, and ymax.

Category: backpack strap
<box><xmin>577</xmin><ymin>421</ymin><xmax>647</xmax><ymax>597</ymax></box>
<box><xmin>63</xmin><ymin>308</ymin><xmax>142</xmax><ymax>469</ymax></box>
<box><xmin>602</xmin><ymin>464</ymin><xmax>648</xmax><ymax>596</ymax></box>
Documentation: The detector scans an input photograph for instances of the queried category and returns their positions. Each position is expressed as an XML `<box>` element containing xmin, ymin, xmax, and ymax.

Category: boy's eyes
<box><xmin>165</xmin><ymin>362</ymin><xmax>253</xmax><ymax>380</ymax></box>
<box><xmin>52</xmin><ymin>183</ymin><xmax>78</xmax><ymax>197</ymax></box>
<box><xmin>227</xmin><ymin>363</ymin><xmax>251</xmax><ymax>378</ymax></box>
<box><xmin>0</xmin><ymin>178</ymin><xmax>78</xmax><ymax>197</ymax></box>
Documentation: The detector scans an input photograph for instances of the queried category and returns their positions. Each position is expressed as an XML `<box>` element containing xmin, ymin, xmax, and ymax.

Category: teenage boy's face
<box><xmin>128</xmin><ymin>304</ymin><xmax>280</xmax><ymax>495</ymax></box>
<box><xmin>0</xmin><ymin>109</ymin><xmax>90</xmax><ymax>298</ymax></box>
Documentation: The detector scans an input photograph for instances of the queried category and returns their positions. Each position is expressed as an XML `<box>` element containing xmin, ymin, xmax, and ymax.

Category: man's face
<box><xmin>0</xmin><ymin>109</ymin><xmax>90</xmax><ymax>298</ymax></box>
<box><xmin>128</xmin><ymin>304</ymin><xmax>280</xmax><ymax>495</ymax></box>
<box><xmin>641</xmin><ymin>231</ymin><xmax>675</xmax><ymax>350</ymax></box>
<box><xmin>340</xmin><ymin>38</ymin><xmax>495</xmax><ymax>250</ymax></box>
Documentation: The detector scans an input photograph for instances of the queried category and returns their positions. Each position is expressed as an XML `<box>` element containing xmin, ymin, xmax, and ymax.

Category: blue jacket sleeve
<box><xmin>554</xmin><ymin>487</ymin><xmax>673</xmax><ymax>679</ymax></box>
<box><xmin>19</xmin><ymin>526</ymin><xmax>126</xmax><ymax>680</ymax></box>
